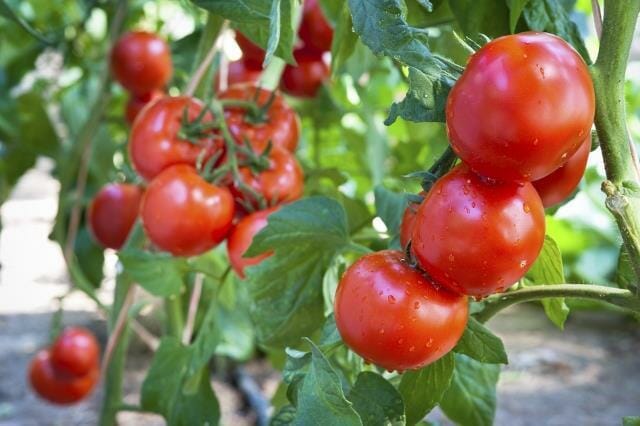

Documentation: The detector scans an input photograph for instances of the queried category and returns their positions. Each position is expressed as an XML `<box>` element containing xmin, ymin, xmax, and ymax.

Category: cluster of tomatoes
<box><xmin>90</xmin><ymin>31</ymin><xmax>305</xmax><ymax>279</ymax></box>
<box><xmin>29</xmin><ymin>328</ymin><xmax>100</xmax><ymax>404</ymax></box>
<box><xmin>233</xmin><ymin>0</ymin><xmax>333</xmax><ymax>97</ymax></box>
<box><xmin>335</xmin><ymin>32</ymin><xmax>595</xmax><ymax>372</ymax></box>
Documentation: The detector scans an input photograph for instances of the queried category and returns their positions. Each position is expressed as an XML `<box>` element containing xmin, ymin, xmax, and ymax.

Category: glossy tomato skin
<box><xmin>235</xmin><ymin>147</ymin><xmax>304</xmax><ymax>207</ymax></box>
<box><xmin>125</xmin><ymin>90</ymin><xmax>163</xmax><ymax>125</ymax></box>
<box><xmin>227</xmin><ymin>207</ymin><xmax>278</xmax><ymax>278</ymax></box>
<box><xmin>446</xmin><ymin>32</ymin><xmax>595</xmax><ymax>182</ymax></box>
<box><xmin>533</xmin><ymin>137</ymin><xmax>590</xmax><ymax>208</ymax></box>
<box><xmin>29</xmin><ymin>350</ymin><xmax>99</xmax><ymax>405</ymax></box>
<box><xmin>111</xmin><ymin>31</ymin><xmax>172</xmax><ymax>96</ymax></box>
<box><xmin>334</xmin><ymin>250</ymin><xmax>468</xmax><ymax>371</ymax></box>
<box><xmin>214</xmin><ymin>60</ymin><xmax>262</xmax><ymax>91</ymax></box>
<box><xmin>299</xmin><ymin>0</ymin><xmax>333</xmax><ymax>53</ymax></box>
<box><xmin>399</xmin><ymin>192</ymin><xmax>426</xmax><ymax>249</ymax></box>
<box><xmin>220</xmin><ymin>84</ymin><xmax>300</xmax><ymax>152</ymax></box>
<box><xmin>50</xmin><ymin>327</ymin><xmax>100</xmax><ymax>378</ymax></box>
<box><xmin>412</xmin><ymin>164</ymin><xmax>545</xmax><ymax>298</ymax></box>
<box><xmin>129</xmin><ymin>96</ymin><xmax>219</xmax><ymax>181</ymax></box>
<box><xmin>281</xmin><ymin>50</ymin><xmax>329</xmax><ymax>98</ymax></box>
<box><xmin>141</xmin><ymin>165</ymin><xmax>234</xmax><ymax>256</ymax></box>
<box><xmin>88</xmin><ymin>183</ymin><xmax>143</xmax><ymax>250</ymax></box>
<box><xmin>235</xmin><ymin>32</ymin><xmax>265</xmax><ymax>69</ymax></box>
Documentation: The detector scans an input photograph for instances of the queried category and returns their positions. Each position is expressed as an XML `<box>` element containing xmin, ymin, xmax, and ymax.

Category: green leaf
<box><xmin>399</xmin><ymin>353</ymin><xmax>455</xmax><ymax>425</ymax></box>
<box><xmin>348</xmin><ymin>372</ymin><xmax>405</xmax><ymax>426</ymax></box>
<box><xmin>271</xmin><ymin>405</ymin><xmax>297</xmax><ymax>425</ymax></box>
<box><xmin>385</xmin><ymin>66</ymin><xmax>455</xmax><ymax>124</ymax></box>
<box><xmin>192</xmin><ymin>0</ymin><xmax>296</xmax><ymax>64</ymax></box>
<box><xmin>623</xmin><ymin>417</ymin><xmax>640</xmax><ymax>426</ymax></box>
<box><xmin>374</xmin><ymin>185</ymin><xmax>407</xmax><ymax>247</ymax></box>
<box><xmin>414</xmin><ymin>0</ymin><xmax>433</xmax><ymax>12</ymax></box>
<box><xmin>331</xmin><ymin>3</ymin><xmax>358</xmax><ymax>78</ymax></box>
<box><xmin>439</xmin><ymin>354</ymin><xmax>500</xmax><ymax>426</ymax></box>
<box><xmin>526</xmin><ymin>236</ymin><xmax>570</xmax><ymax>329</ymax></box>
<box><xmin>616</xmin><ymin>244</ymin><xmax>637</xmax><ymax>292</ymax></box>
<box><xmin>521</xmin><ymin>0</ymin><xmax>590</xmax><ymax>62</ymax></box>
<box><xmin>454</xmin><ymin>317</ymin><xmax>508</xmax><ymax>364</ymax></box>
<box><xmin>246</xmin><ymin>197</ymin><xmax>350</xmax><ymax>348</ymax></box>
<box><xmin>506</xmin><ymin>0</ymin><xmax>531</xmax><ymax>33</ymax></box>
<box><xmin>294</xmin><ymin>340</ymin><xmax>361</xmax><ymax>425</ymax></box>
<box><xmin>118</xmin><ymin>249</ymin><xmax>186</xmax><ymax>297</ymax></box>
<box><xmin>449</xmin><ymin>0</ymin><xmax>510</xmax><ymax>37</ymax></box>
<box><xmin>141</xmin><ymin>337</ymin><xmax>220</xmax><ymax>426</ymax></box>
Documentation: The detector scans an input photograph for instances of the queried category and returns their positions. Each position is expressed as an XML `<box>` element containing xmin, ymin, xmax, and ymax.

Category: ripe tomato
<box><xmin>125</xmin><ymin>90</ymin><xmax>163</xmax><ymax>125</ymax></box>
<box><xmin>412</xmin><ymin>164</ymin><xmax>545</xmax><ymax>298</ymax></box>
<box><xmin>334</xmin><ymin>250</ymin><xmax>468</xmax><ymax>371</ymax></box>
<box><xmin>88</xmin><ymin>183</ymin><xmax>142</xmax><ymax>250</ymax></box>
<box><xmin>29</xmin><ymin>350</ymin><xmax>99</xmax><ymax>405</ymax></box>
<box><xmin>141</xmin><ymin>165</ymin><xmax>234</xmax><ymax>256</ymax></box>
<box><xmin>235</xmin><ymin>32</ymin><xmax>265</xmax><ymax>69</ymax></box>
<box><xmin>281</xmin><ymin>49</ymin><xmax>329</xmax><ymax>98</ymax></box>
<box><xmin>50</xmin><ymin>327</ymin><xmax>100</xmax><ymax>378</ymax></box>
<box><xmin>533</xmin><ymin>137</ymin><xmax>590</xmax><ymax>208</ymax></box>
<box><xmin>214</xmin><ymin>60</ymin><xmax>262</xmax><ymax>91</ymax></box>
<box><xmin>399</xmin><ymin>193</ymin><xmax>425</xmax><ymax>249</ymax></box>
<box><xmin>235</xmin><ymin>146</ymin><xmax>304</xmax><ymax>207</ymax></box>
<box><xmin>111</xmin><ymin>31</ymin><xmax>172</xmax><ymax>96</ymax></box>
<box><xmin>129</xmin><ymin>96</ymin><xmax>219</xmax><ymax>181</ymax></box>
<box><xmin>220</xmin><ymin>84</ymin><xmax>300</xmax><ymax>152</ymax></box>
<box><xmin>227</xmin><ymin>207</ymin><xmax>278</xmax><ymax>278</ymax></box>
<box><xmin>446</xmin><ymin>32</ymin><xmax>595</xmax><ymax>182</ymax></box>
<box><xmin>299</xmin><ymin>0</ymin><xmax>333</xmax><ymax>53</ymax></box>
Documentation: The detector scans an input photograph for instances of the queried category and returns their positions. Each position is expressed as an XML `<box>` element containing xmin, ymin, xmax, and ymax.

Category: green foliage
<box><xmin>454</xmin><ymin>317</ymin><xmax>508</xmax><ymax>364</ymax></box>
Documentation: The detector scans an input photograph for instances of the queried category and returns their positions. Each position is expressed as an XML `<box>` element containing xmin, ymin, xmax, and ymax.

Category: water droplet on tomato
<box><xmin>523</xmin><ymin>203</ymin><xmax>531</xmax><ymax>213</ymax></box>
<box><xmin>448</xmin><ymin>253</ymin><xmax>455</xmax><ymax>262</ymax></box>
<box><xmin>425</xmin><ymin>338</ymin><xmax>434</xmax><ymax>348</ymax></box>
<box><xmin>397</xmin><ymin>338</ymin><xmax>404</xmax><ymax>345</ymax></box>
<box><xmin>379</xmin><ymin>328</ymin><xmax>385</xmax><ymax>335</ymax></box>
<box><xmin>519</xmin><ymin>259</ymin><xmax>527</xmax><ymax>268</ymax></box>
<box><xmin>413</xmin><ymin>301</ymin><xmax>420</xmax><ymax>310</ymax></box>
<box><xmin>387</xmin><ymin>295</ymin><xmax>396</xmax><ymax>304</ymax></box>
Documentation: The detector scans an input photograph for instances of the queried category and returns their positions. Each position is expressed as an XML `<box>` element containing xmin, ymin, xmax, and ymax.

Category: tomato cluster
<box><xmin>335</xmin><ymin>32</ymin><xmax>594</xmax><ymax>372</ymax></box>
<box><xmin>29</xmin><ymin>327</ymin><xmax>100</xmax><ymax>405</ymax></box>
<box><xmin>111</xmin><ymin>31</ymin><xmax>173</xmax><ymax>125</ymax></box>
<box><xmin>234</xmin><ymin>0</ymin><xmax>332</xmax><ymax>97</ymax></box>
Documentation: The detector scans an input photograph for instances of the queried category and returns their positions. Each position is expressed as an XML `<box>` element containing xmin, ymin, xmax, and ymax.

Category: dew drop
<box><xmin>409</xmin><ymin>345</ymin><xmax>415</xmax><ymax>352</ymax></box>
<box><xmin>561</xmin><ymin>152</ymin><xmax>568</xmax><ymax>160</ymax></box>
<box><xmin>533</xmin><ymin>138</ymin><xmax>539</xmax><ymax>146</ymax></box>
<box><xmin>425</xmin><ymin>338</ymin><xmax>434</xmax><ymax>348</ymax></box>
<box><xmin>397</xmin><ymin>338</ymin><xmax>404</xmax><ymax>345</ymax></box>
<box><xmin>379</xmin><ymin>328</ymin><xmax>385</xmax><ymax>335</ymax></box>
<box><xmin>523</xmin><ymin>203</ymin><xmax>531</xmax><ymax>213</ymax></box>
<box><xmin>519</xmin><ymin>259</ymin><xmax>528</xmax><ymax>268</ymax></box>
<box><xmin>413</xmin><ymin>301</ymin><xmax>420</xmax><ymax>310</ymax></box>
<box><xmin>388</xmin><ymin>295</ymin><xmax>396</xmax><ymax>304</ymax></box>
<box><xmin>448</xmin><ymin>253</ymin><xmax>455</xmax><ymax>262</ymax></box>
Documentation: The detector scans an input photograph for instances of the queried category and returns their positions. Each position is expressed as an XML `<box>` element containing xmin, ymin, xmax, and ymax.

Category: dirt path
<box><xmin>0</xmin><ymin>162</ymin><xmax>638</xmax><ymax>425</ymax></box>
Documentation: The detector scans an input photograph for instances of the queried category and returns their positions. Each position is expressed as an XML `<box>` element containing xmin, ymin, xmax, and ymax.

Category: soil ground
<box><xmin>0</xmin><ymin>161</ymin><xmax>638</xmax><ymax>426</ymax></box>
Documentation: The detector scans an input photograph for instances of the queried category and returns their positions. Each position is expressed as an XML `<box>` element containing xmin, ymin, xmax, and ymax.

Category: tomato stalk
<box><xmin>185</xmin><ymin>15</ymin><xmax>227</xmax><ymax>98</ymax></box>
<box><xmin>475</xmin><ymin>284</ymin><xmax>640</xmax><ymax>323</ymax></box>
<box><xmin>590</xmin><ymin>0</ymin><xmax>640</xmax><ymax>287</ymax></box>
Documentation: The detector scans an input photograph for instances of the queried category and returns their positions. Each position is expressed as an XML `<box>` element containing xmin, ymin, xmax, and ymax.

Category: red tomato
<box><xmin>214</xmin><ymin>60</ymin><xmax>262</xmax><ymax>91</ymax></box>
<box><xmin>334</xmin><ymin>250</ymin><xmax>468</xmax><ymax>372</ymax></box>
<box><xmin>412</xmin><ymin>164</ymin><xmax>545</xmax><ymax>298</ymax></box>
<box><xmin>446</xmin><ymin>32</ymin><xmax>595</xmax><ymax>182</ymax></box>
<box><xmin>533</xmin><ymin>137</ymin><xmax>590</xmax><ymax>208</ymax></box>
<box><xmin>399</xmin><ymin>192</ymin><xmax>426</xmax><ymax>249</ymax></box>
<box><xmin>141</xmin><ymin>165</ymin><xmax>234</xmax><ymax>256</ymax></box>
<box><xmin>29</xmin><ymin>350</ymin><xmax>99</xmax><ymax>405</ymax></box>
<box><xmin>299</xmin><ymin>0</ymin><xmax>334</xmax><ymax>53</ymax></box>
<box><xmin>235</xmin><ymin>32</ymin><xmax>265</xmax><ymax>69</ymax></box>
<box><xmin>125</xmin><ymin>90</ymin><xmax>163</xmax><ymax>125</ymax></box>
<box><xmin>88</xmin><ymin>183</ymin><xmax>142</xmax><ymax>250</ymax></box>
<box><xmin>129</xmin><ymin>96</ymin><xmax>220</xmax><ymax>181</ymax></box>
<box><xmin>111</xmin><ymin>31</ymin><xmax>173</xmax><ymax>96</ymax></box>
<box><xmin>50</xmin><ymin>327</ymin><xmax>100</xmax><ymax>378</ymax></box>
<box><xmin>235</xmin><ymin>146</ymin><xmax>304</xmax><ymax>207</ymax></box>
<box><xmin>281</xmin><ymin>49</ymin><xmax>329</xmax><ymax>98</ymax></box>
<box><xmin>227</xmin><ymin>207</ymin><xmax>278</xmax><ymax>278</ymax></box>
<box><xmin>220</xmin><ymin>84</ymin><xmax>300</xmax><ymax>152</ymax></box>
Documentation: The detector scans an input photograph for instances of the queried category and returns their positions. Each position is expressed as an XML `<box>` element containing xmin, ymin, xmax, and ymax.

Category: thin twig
<box><xmin>591</xmin><ymin>0</ymin><xmax>603</xmax><ymax>39</ymax></box>
<box><xmin>185</xmin><ymin>20</ymin><xmax>229</xmax><ymax>97</ymax></box>
<box><xmin>131</xmin><ymin>319</ymin><xmax>160</xmax><ymax>351</ymax></box>
<box><xmin>101</xmin><ymin>284</ymin><xmax>136</xmax><ymax>374</ymax></box>
<box><xmin>182</xmin><ymin>273</ymin><xmax>204</xmax><ymax>345</ymax></box>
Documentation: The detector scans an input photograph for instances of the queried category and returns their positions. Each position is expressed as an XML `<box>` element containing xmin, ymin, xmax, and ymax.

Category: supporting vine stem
<box><xmin>185</xmin><ymin>18</ymin><xmax>228</xmax><ymax>97</ymax></box>
<box><xmin>475</xmin><ymin>284</ymin><xmax>640</xmax><ymax>323</ymax></box>
<box><xmin>101</xmin><ymin>285</ymin><xmax>136</xmax><ymax>374</ymax></box>
<box><xmin>182</xmin><ymin>273</ymin><xmax>204</xmax><ymax>345</ymax></box>
<box><xmin>591</xmin><ymin>0</ymin><xmax>640</xmax><ymax>286</ymax></box>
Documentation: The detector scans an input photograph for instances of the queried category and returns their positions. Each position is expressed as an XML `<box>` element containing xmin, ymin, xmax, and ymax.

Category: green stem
<box><xmin>165</xmin><ymin>296</ymin><xmax>185</xmax><ymax>338</ymax></box>
<box><xmin>475</xmin><ymin>284</ymin><xmax>640</xmax><ymax>323</ymax></box>
<box><xmin>591</xmin><ymin>0</ymin><xmax>640</xmax><ymax>285</ymax></box>
<box><xmin>98</xmin><ymin>276</ymin><xmax>133</xmax><ymax>426</ymax></box>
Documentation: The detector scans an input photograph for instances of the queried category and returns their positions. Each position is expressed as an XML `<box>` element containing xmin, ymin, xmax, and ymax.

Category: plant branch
<box><xmin>101</xmin><ymin>284</ymin><xmax>136</xmax><ymax>374</ymax></box>
<box><xmin>591</xmin><ymin>0</ymin><xmax>640</xmax><ymax>285</ymax></box>
<box><xmin>185</xmin><ymin>17</ymin><xmax>227</xmax><ymax>97</ymax></box>
<box><xmin>182</xmin><ymin>273</ymin><xmax>204</xmax><ymax>345</ymax></box>
<box><xmin>475</xmin><ymin>284</ymin><xmax>640</xmax><ymax>323</ymax></box>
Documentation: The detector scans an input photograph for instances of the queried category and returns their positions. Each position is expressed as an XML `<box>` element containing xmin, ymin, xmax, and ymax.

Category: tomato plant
<box><xmin>335</xmin><ymin>250</ymin><xmax>468</xmax><ymax>371</ymax></box>
<box><xmin>5</xmin><ymin>0</ymin><xmax>640</xmax><ymax>424</ymax></box>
